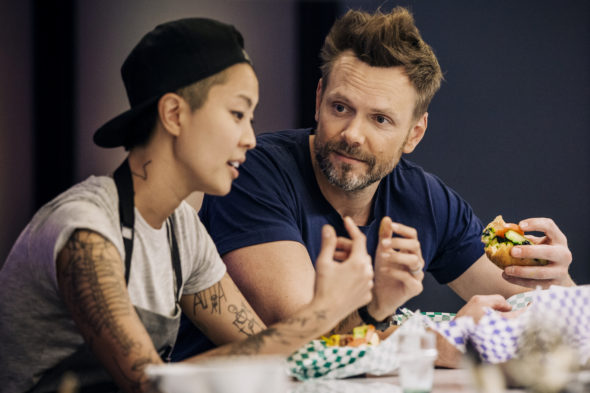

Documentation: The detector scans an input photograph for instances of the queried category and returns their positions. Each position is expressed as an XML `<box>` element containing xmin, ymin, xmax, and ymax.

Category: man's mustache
<box><xmin>327</xmin><ymin>140</ymin><xmax>376</xmax><ymax>166</ymax></box>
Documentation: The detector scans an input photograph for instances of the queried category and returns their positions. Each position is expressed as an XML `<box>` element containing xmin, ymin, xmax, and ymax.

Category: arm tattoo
<box><xmin>225</xmin><ymin>328</ymin><xmax>286</xmax><ymax>356</ymax></box>
<box><xmin>192</xmin><ymin>282</ymin><xmax>226</xmax><ymax>315</ymax></box>
<box><xmin>57</xmin><ymin>230</ymin><xmax>136</xmax><ymax>355</ymax></box>
<box><xmin>228</xmin><ymin>302</ymin><xmax>264</xmax><ymax>336</ymax></box>
<box><xmin>223</xmin><ymin>309</ymin><xmax>330</xmax><ymax>356</ymax></box>
<box><xmin>131</xmin><ymin>160</ymin><xmax>152</xmax><ymax>180</ymax></box>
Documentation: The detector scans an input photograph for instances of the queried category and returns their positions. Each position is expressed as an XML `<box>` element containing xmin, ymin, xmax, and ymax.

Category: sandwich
<box><xmin>322</xmin><ymin>324</ymin><xmax>381</xmax><ymax>347</ymax></box>
<box><xmin>481</xmin><ymin>215</ymin><xmax>548</xmax><ymax>269</ymax></box>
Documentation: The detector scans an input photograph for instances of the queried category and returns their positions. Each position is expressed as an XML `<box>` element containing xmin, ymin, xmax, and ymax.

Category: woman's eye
<box><xmin>232</xmin><ymin>111</ymin><xmax>244</xmax><ymax>120</ymax></box>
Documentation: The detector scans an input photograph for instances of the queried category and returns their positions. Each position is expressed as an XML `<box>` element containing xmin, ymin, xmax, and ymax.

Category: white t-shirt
<box><xmin>0</xmin><ymin>175</ymin><xmax>226</xmax><ymax>393</ymax></box>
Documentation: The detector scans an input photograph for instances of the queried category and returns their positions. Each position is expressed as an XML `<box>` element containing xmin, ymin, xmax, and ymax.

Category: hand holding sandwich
<box><xmin>483</xmin><ymin>216</ymin><xmax>574</xmax><ymax>289</ymax></box>
<box><xmin>503</xmin><ymin>217</ymin><xmax>574</xmax><ymax>288</ymax></box>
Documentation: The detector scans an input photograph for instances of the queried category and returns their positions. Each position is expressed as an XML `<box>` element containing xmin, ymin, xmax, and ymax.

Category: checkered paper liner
<box><xmin>425</xmin><ymin>285</ymin><xmax>590</xmax><ymax>364</ymax></box>
<box><xmin>392</xmin><ymin>310</ymin><xmax>455</xmax><ymax>325</ymax></box>
<box><xmin>287</xmin><ymin>323</ymin><xmax>405</xmax><ymax>380</ymax></box>
<box><xmin>287</xmin><ymin>285</ymin><xmax>590</xmax><ymax>380</ymax></box>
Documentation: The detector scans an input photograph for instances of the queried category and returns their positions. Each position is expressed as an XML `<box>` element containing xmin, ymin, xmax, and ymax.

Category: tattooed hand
<box><xmin>313</xmin><ymin>216</ymin><xmax>374</xmax><ymax>324</ymax></box>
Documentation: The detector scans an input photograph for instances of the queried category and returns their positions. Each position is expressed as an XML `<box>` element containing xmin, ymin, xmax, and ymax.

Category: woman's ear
<box><xmin>403</xmin><ymin>112</ymin><xmax>428</xmax><ymax>154</ymax></box>
<box><xmin>158</xmin><ymin>93</ymin><xmax>184</xmax><ymax>137</ymax></box>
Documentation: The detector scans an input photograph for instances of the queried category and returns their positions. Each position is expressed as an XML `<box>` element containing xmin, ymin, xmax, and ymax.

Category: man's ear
<box><xmin>403</xmin><ymin>112</ymin><xmax>428</xmax><ymax>154</ymax></box>
<box><xmin>158</xmin><ymin>93</ymin><xmax>184</xmax><ymax>137</ymax></box>
<box><xmin>314</xmin><ymin>79</ymin><xmax>323</xmax><ymax>123</ymax></box>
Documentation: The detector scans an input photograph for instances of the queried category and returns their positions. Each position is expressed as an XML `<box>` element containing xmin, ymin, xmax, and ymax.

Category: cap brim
<box><xmin>93</xmin><ymin>97</ymin><xmax>159</xmax><ymax>148</ymax></box>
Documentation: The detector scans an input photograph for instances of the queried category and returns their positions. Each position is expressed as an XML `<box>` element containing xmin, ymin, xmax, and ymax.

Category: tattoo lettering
<box><xmin>57</xmin><ymin>231</ymin><xmax>136</xmax><ymax>355</ymax></box>
<box><xmin>131</xmin><ymin>160</ymin><xmax>152</xmax><ymax>180</ymax></box>
<box><xmin>192</xmin><ymin>282</ymin><xmax>227</xmax><ymax>314</ymax></box>
<box><xmin>228</xmin><ymin>302</ymin><xmax>264</xmax><ymax>336</ymax></box>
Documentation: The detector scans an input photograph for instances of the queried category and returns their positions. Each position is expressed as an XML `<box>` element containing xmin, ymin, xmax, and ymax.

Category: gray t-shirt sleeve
<box><xmin>28</xmin><ymin>195</ymin><xmax>124</xmax><ymax>290</ymax></box>
<box><xmin>176</xmin><ymin>202</ymin><xmax>226</xmax><ymax>295</ymax></box>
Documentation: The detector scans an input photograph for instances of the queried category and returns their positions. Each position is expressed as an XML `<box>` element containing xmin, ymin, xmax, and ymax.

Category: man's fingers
<box><xmin>379</xmin><ymin>216</ymin><xmax>393</xmax><ymax>239</ymax></box>
<box><xmin>512</xmin><ymin>244</ymin><xmax>572</xmax><ymax>264</ymax></box>
<box><xmin>343</xmin><ymin>216</ymin><xmax>368</xmax><ymax>255</ymax></box>
<box><xmin>503</xmin><ymin>264</ymin><xmax>567</xmax><ymax>280</ymax></box>
<box><xmin>519</xmin><ymin>217</ymin><xmax>567</xmax><ymax>245</ymax></box>
<box><xmin>501</xmin><ymin>272</ymin><xmax>554</xmax><ymax>289</ymax></box>
<box><xmin>333</xmin><ymin>250</ymin><xmax>348</xmax><ymax>262</ymax></box>
<box><xmin>524</xmin><ymin>234</ymin><xmax>545</xmax><ymax>244</ymax></box>
<box><xmin>380</xmin><ymin>252</ymin><xmax>423</xmax><ymax>272</ymax></box>
<box><xmin>335</xmin><ymin>237</ymin><xmax>352</xmax><ymax>252</ymax></box>
<box><xmin>499</xmin><ymin>307</ymin><xmax>527</xmax><ymax>320</ymax></box>
<box><xmin>472</xmin><ymin>294</ymin><xmax>512</xmax><ymax>312</ymax></box>
<box><xmin>317</xmin><ymin>224</ymin><xmax>337</xmax><ymax>265</ymax></box>
<box><xmin>390</xmin><ymin>237</ymin><xmax>422</xmax><ymax>254</ymax></box>
<box><xmin>377</xmin><ymin>260</ymin><xmax>425</xmax><ymax>282</ymax></box>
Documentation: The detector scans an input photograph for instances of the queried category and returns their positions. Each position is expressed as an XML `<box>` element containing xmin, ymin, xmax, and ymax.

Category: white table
<box><xmin>287</xmin><ymin>368</ymin><xmax>527</xmax><ymax>393</ymax></box>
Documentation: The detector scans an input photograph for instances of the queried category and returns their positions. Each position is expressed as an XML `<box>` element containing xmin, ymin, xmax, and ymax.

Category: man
<box><xmin>173</xmin><ymin>7</ymin><xmax>574</xmax><ymax>361</ymax></box>
<box><xmin>0</xmin><ymin>18</ymin><xmax>376</xmax><ymax>393</ymax></box>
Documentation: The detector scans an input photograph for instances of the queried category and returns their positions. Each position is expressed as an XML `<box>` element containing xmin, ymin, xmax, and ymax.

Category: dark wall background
<box><xmin>1</xmin><ymin>0</ymin><xmax>588</xmax><ymax>314</ymax></box>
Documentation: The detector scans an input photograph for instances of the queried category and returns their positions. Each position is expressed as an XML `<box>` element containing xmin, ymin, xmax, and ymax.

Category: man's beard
<box><xmin>313</xmin><ymin>137</ymin><xmax>401</xmax><ymax>192</ymax></box>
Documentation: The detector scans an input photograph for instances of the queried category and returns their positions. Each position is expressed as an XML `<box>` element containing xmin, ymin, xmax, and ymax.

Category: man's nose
<box><xmin>340</xmin><ymin>117</ymin><xmax>365</xmax><ymax>147</ymax></box>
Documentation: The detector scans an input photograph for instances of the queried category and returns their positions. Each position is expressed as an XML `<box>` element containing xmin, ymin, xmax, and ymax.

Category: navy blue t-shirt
<box><xmin>172</xmin><ymin>128</ymin><xmax>484</xmax><ymax>360</ymax></box>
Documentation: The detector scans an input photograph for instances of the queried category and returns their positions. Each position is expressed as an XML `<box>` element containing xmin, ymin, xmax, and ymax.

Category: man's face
<box><xmin>176</xmin><ymin>63</ymin><xmax>259</xmax><ymax>196</ymax></box>
<box><xmin>313</xmin><ymin>51</ymin><xmax>427</xmax><ymax>192</ymax></box>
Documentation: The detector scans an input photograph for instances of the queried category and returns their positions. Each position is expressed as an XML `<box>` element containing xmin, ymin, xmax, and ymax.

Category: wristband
<box><xmin>357</xmin><ymin>305</ymin><xmax>392</xmax><ymax>331</ymax></box>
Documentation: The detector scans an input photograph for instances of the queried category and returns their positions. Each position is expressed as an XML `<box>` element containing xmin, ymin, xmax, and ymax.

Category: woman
<box><xmin>0</xmin><ymin>18</ymin><xmax>374</xmax><ymax>393</ymax></box>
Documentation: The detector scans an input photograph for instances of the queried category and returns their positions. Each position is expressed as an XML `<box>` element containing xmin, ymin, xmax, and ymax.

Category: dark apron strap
<box><xmin>166</xmin><ymin>214</ymin><xmax>183</xmax><ymax>301</ymax></box>
<box><xmin>113</xmin><ymin>158</ymin><xmax>182</xmax><ymax>299</ymax></box>
<box><xmin>113</xmin><ymin>159</ymin><xmax>135</xmax><ymax>284</ymax></box>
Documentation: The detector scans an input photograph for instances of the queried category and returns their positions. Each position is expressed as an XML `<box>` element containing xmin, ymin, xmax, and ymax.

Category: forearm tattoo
<box><xmin>224</xmin><ymin>309</ymin><xmax>329</xmax><ymax>356</ymax></box>
<box><xmin>228</xmin><ymin>302</ymin><xmax>264</xmax><ymax>336</ymax></box>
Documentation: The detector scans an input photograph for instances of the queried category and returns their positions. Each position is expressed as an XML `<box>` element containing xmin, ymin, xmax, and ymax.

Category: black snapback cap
<box><xmin>93</xmin><ymin>17</ymin><xmax>251</xmax><ymax>148</ymax></box>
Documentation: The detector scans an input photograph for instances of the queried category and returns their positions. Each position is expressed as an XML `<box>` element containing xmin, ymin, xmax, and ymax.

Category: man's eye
<box><xmin>232</xmin><ymin>111</ymin><xmax>244</xmax><ymax>120</ymax></box>
<box><xmin>375</xmin><ymin>115</ymin><xmax>389</xmax><ymax>124</ymax></box>
<box><xmin>334</xmin><ymin>103</ymin><xmax>346</xmax><ymax>113</ymax></box>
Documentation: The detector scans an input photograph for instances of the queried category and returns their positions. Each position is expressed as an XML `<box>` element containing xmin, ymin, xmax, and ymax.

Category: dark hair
<box><xmin>320</xmin><ymin>7</ymin><xmax>443</xmax><ymax>120</ymax></box>
<box><xmin>122</xmin><ymin>69</ymin><xmax>230</xmax><ymax>150</ymax></box>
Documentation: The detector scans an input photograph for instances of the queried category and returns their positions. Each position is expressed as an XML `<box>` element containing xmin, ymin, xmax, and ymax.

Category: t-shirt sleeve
<box><xmin>425</xmin><ymin>174</ymin><xmax>485</xmax><ymax>284</ymax></box>
<box><xmin>29</xmin><ymin>198</ymin><xmax>124</xmax><ymax>290</ymax></box>
<box><xmin>178</xmin><ymin>203</ymin><xmax>226</xmax><ymax>295</ymax></box>
<box><xmin>199</xmin><ymin>148</ymin><xmax>303</xmax><ymax>256</ymax></box>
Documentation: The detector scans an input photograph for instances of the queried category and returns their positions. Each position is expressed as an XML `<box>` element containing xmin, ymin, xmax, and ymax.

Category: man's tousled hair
<box><xmin>320</xmin><ymin>7</ymin><xmax>443</xmax><ymax>120</ymax></box>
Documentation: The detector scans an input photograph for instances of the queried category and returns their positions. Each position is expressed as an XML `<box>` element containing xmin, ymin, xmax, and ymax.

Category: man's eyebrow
<box><xmin>329</xmin><ymin>92</ymin><xmax>401</xmax><ymax>123</ymax></box>
<box><xmin>329</xmin><ymin>92</ymin><xmax>351</xmax><ymax>105</ymax></box>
